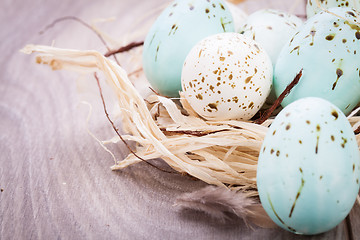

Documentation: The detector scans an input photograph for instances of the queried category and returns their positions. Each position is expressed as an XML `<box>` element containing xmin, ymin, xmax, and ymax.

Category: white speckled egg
<box><xmin>224</xmin><ymin>1</ymin><xmax>248</xmax><ymax>32</ymax></box>
<box><xmin>307</xmin><ymin>0</ymin><xmax>360</xmax><ymax>18</ymax></box>
<box><xmin>143</xmin><ymin>0</ymin><xmax>234</xmax><ymax>97</ymax></box>
<box><xmin>181</xmin><ymin>32</ymin><xmax>272</xmax><ymax>120</ymax></box>
<box><xmin>274</xmin><ymin>7</ymin><xmax>360</xmax><ymax>115</ymax></box>
<box><xmin>239</xmin><ymin>9</ymin><xmax>303</xmax><ymax>65</ymax></box>
<box><xmin>257</xmin><ymin>97</ymin><xmax>360</xmax><ymax>235</ymax></box>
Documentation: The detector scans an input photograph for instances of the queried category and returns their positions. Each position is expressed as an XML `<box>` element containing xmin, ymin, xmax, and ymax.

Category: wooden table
<box><xmin>1</xmin><ymin>0</ymin><xmax>359</xmax><ymax>239</ymax></box>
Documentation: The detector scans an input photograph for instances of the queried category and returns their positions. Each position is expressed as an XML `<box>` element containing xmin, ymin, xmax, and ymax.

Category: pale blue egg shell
<box><xmin>239</xmin><ymin>9</ymin><xmax>303</xmax><ymax>104</ymax></box>
<box><xmin>307</xmin><ymin>0</ymin><xmax>360</xmax><ymax>18</ymax></box>
<box><xmin>274</xmin><ymin>7</ymin><xmax>360</xmax><ymax>115</ymax></box>
<box><xmin>240</xmin><ymin>9</ymin><xmax>303</xmax><ymax>64</ymax></box>
<box><xmin>257</xmin><ymin>97</ymin><xmax>360</xmax><ymax>235</ymax></box>
<box><xmin>142</xmin><ymin>0</ymin><xmax>234</xmax><ymax>97</ymax></box>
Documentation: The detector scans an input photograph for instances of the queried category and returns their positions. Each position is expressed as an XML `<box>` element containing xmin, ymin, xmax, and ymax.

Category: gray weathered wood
<box><xmin>0</xmin><ymin>0</ymin><xmax>357</xmax><ymax>239</ymax></box>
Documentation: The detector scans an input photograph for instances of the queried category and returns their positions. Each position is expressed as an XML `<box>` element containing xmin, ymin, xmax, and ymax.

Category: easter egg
<box><xmin>225</xmin><ymin>1</ymin><xmax>248</xmax><ymax>32</ymax></box>
<box><xmin>274</xmin><ymin>7</ymin><xmax>360</xmax><ymax>115</ymax></box>
<box><xmin>239</xmin><ymin>9</ymin><xmax>303</xmax><ymax>65</ymax></box>
<box><xmin>307</xmin><ymin>0</ymin><xmax>360</xmax><ymax>18</ymax></box>
<box><xmin>239</xmin><ymin>9</ymin><xmax>303</xmax><ymax>103</ymax></box>
<box><xmin>257</xmin><ymin>97</ymin><xmax>360</xmax><ymax>235</ymax></box>
<box><xmin>181</xmin><ymin>32</ymin><xmax>272</xmax><ymax>120</ymax></box>
<box><xmin>142</xmin><ymin>0</ymin><xmax>234</xmax><ymax>97</ymax></box>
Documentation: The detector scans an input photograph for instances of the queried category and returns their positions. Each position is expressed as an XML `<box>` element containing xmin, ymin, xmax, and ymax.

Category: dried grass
<box><xmin>21</xmin><ymin>44</ymin><xmax>360</xmax><ymax>197</ymax></box>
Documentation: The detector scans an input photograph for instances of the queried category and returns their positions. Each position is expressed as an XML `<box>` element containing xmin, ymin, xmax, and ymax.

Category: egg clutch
<box><xmin>142</xmin><ymin>0</ymin><xmax>360</xmax><ymax>235</ymax></box>
<box><xmin>20</xmin><ymin>0</ymin><xmax>360</xmax><ymax>236</ymax></box>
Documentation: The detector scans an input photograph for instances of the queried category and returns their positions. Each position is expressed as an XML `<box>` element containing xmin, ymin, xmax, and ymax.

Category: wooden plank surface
<box><xmin>0</xmin><ymin>0</ymin><xmax>358</xmax><ymax>239</ymax></box>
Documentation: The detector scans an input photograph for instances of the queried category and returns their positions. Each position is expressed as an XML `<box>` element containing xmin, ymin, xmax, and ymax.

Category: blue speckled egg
<box><xmin>274</xmin><ymin>7</ymin><xmax>360</xmax><ymax>115</ymax></box>
<box><xmin>239</xmin><ymin>9</ymin><xmax>303</xmax><ymax>65</ymax></box>
<box><xmin>307</xmin><ymin>0</ymin><xmax>360</xmax><ymax>18</ymax></box>
<box><xmin>225</xmin><ymin>1</ymin><xmax>247</xmax><ymax>32</ymax></box>
<box><xmin>239</xmin><ymin>9</ymin><xmax>303</xmax><ymax>103</ymax></box>
<box><xmin>257</xmin><ymin>97</ymin><xmax>360</xmax><ymax>235</ymax></box>
<box><xmin>142</xmin><ymin>0</ymin><xmax>234</xmax><ymax>97</ymax></box>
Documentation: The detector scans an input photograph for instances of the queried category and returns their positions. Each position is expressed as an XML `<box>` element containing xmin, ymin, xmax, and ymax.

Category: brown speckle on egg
<box><xmin>356</xmin><ymin>31</ymin><xmax>360</xmax><ymax>40</ymax></box>
<box><xmin>248</xmin><ymin>102</ymin><xmax>254</xmax><ymax>109</ymax></box>
<box><xmin>347</xmin><ymin>11</ymin><xmax>356</xmax><ymax>17</ymax></box>
<box><xmin>316</xmin><ymin>124</ymin><xmax>321</xmax><ymax>132</ymax></box>
<box><xmin>290</xmin><ymin>46</ymin><xmax>300</xmax><ymax>55</ymax></box>
<box><xmin>245</xmin><ymin>76</ymin><xmax>252</xmax><ymax>84</ymax></box>
<box><xmin>208</xmin><ymin>103</ymin><xmax>218</xmax><ymax>111</ymax></box>
<box><xmin>209</xmin><ymin>85</ymin><xmax>215</xmax><ymax>92</ymax></box>
<box><xmin>341</xmin><ymin>137</ymin><xmax>347</xmax><ymax>148</ymax></box>
<box><xmin>276</xmin><ymin>150</ymin><xmax>280</xmax><ymax>157</ymax></box>
<box><xmin>331</xmin><ymin>110</ymin><xmax>339</xmax><ymax>120</ymax></box>
<box><xmin>325</xmin><ymin>34</ymin><xmax>335</xmax><ymax>41</ymax></box>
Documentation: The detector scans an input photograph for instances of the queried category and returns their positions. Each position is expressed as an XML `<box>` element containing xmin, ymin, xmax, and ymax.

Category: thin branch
<box><xmin>355</xmin><ymin>125</ymin><xmax>360</xmax><ymax>135</ymax></box>
<box><xmin>255</xmin><ymin>69</ymin><xmax>303</xmax><ymax>125</ymax></box>
<box><xmin>94</xmin><ymin>73</ymin><xmax>175</xmax><ymax>174</ymax></box>
<box><xmin>149</xmin><ymin>86</ymin><xmax>161</xmax><ymax>96</ymax></box>
<box><xmin>40</xmin><ymin>16</ymin><xmax>120</xmax><ymax>65</ymax></box>
<box><xmin>105</xmin><ymin>41</ymin><xmax>144</xmax><ymax>57</ymax></box>
<box><xmin>160</xmin><ymin>128</ymin><xmax>226</xmax><ymax>137</ymax></box>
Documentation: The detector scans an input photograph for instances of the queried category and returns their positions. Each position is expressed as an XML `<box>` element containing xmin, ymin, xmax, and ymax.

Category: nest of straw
<box><xmin>21</xmin><ymin>43</ymin><xmax>360</xmax><ymax>198</ymax></box>
<box><xmin>19</xmin><ymin>0</ymin><xmax>360</xmax><ymax>202</ymax></box>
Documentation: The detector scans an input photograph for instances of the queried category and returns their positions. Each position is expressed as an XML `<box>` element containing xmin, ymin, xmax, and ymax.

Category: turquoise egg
<box><xmin>274</xmin><ymin>8</ymin><xmax>360</xmax><ymax>115</ymax></box>
<box><xmin>142</xmin><ymin>0</ymin><xmax>234</xmax><ymax>97</ymax></box>
<box><xmin>239</xmin><ymin>9</ymin><xmax>303</xmax><ymax>65</ymax></box>
<box><xmin>257</xmin><ymin>97</ymin><xmax>360</xmax><ymax>235</ymax></box>
<box><xmin>307</xmin><ymin>0</ymin><xmax>360</xmax><ymax>18</ymax></box>
<box><xmin>239</xmin><ymin>9</ymin><xmax>303</xmax><ymax>103</ymax></box>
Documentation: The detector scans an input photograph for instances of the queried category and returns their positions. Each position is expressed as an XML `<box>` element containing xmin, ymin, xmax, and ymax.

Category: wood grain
<box><xmin>0</xmin><ymin>0</ymin><xmax>357</xmax><ymax>239</ymax></box>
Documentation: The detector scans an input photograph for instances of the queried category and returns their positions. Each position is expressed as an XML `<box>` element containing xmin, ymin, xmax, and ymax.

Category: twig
<box><xmin>94</xmin><ymin>73</ymin><xmax>175</xmax><ymax>174</ymax></box>
<box><xmin>295</xmin><ymin>14</ymin><xmax>307</xmax><ymax>20</ymax></box>
<box><xmin>160</xmin><ymin>128</ymin><xmax>226</xmax><ymax>137</ymax></box>
<box><xmin>355</xmin><ymin>125</ymin><xmax>360</xmax><ymax>135</ymax></box>
<box><xmin>255</xmin><ymin>69</ymin><xmax>303</xmax><ymax>125</ymax></box>
<box><xmin>104</xmin><ymin>41</ymin><xmax>144</xmax><ymax>57</ymax></box>
<box><xmin>39</xmin><ymin>16</ymin><xmax>120</xmax><ymax>65</ymax></box>
<box><xmin>149</xmin><ymin>87</ymin><xmax>161</xmax><ymax>96</ymax></box>
<box><xmin>128</xmin><ymin>68</ymin><xmax>143</xmax><ymax>77</ymax></box>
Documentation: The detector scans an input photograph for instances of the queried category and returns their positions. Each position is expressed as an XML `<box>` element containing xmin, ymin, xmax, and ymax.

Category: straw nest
<box><xmin>20</xmin><ymin>0</ymin><xmax>360</xmax><ymax>197</ymax></box>
<box><xmin>21</xmin><ymin>43</ymin><xmax>360</xmax><ymax>197</ymax></box>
